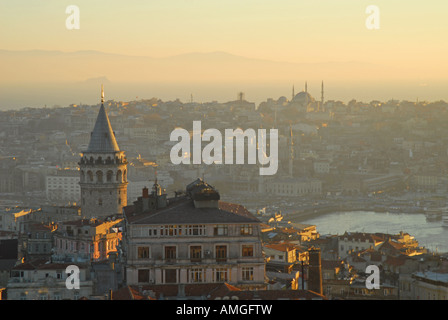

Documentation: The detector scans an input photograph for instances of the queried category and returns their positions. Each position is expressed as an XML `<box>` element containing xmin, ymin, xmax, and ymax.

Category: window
<box><xmin>189</xmin><ymin>268</ymin><xmax>204</xmax><ymax>283</ymax></box>
<box><xmin>106</xmin><ymin>170</ymin><xmax>113</xmax><ymax>182</ymax></box>
<box><xmin>138</xmin><ymin>246</ymin><xmax>149</xmax><ymax>259</ymax></box>
<box><xmin>242</xmin><ymin>267</ymin><xmax>254</xmax><ymax>281</ymax></box>
<box><xmin>165</xmin><ymin>246</ymin><xmax>176</xmax><ymax>261</ymax></box>
<box><xmin>190</xmin><ymin>246</ymin><xmax>202</xmax><ymax>262</ymax></box>
<box><xmin>242</xmin><ymin>245</ymin><xmax>254</xmax><ymax>257</ymax></box>
<box><xmin>186</xmin><ymin>225</ymin><xmax>205</xmax><ymax>236</ymax></box>
<box><xmin>240</xmin><ymin>225</ymin><xmax>253</xmax><ymax>235</ymax></box>
<box><xmin>165</xmin><ymin>269</ymin><xmax>177</xmax><ymax>284</ymax></box>
<box><xmin>138</xmin><ymin>269</ymin><xmax>149</xmax><ymax>283</ymax></box>
<box><xmin>216</xmin><ymin>245</ymin><xmax>227</xmax><ymax>262</ymax></box>
<box><xmin>214</xmin><ymin>268</ymin><xmax>229</xmax><ymax>282</ymax></box>
<box><xmin>214</xmin><ymin>225</ymin><xmax>228</xmax><ymax>236</ymax></box>
<box><xmin>161</xmin><ymin>225</ymin><xmax>180</xmax><ymax>236</ymax></box>
<box><xmin>96</xmin><ymin>171</ymin><xmax>103</xmax><ymax>183</ymax></box>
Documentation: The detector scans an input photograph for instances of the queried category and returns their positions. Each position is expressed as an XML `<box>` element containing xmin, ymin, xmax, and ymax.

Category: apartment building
<box><xmin>122</xmin><ymin>179</ymin><xmax>266</xmax><ymax>290</ymax></box>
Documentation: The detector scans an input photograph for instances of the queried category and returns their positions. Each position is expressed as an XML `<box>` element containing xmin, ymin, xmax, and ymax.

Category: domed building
<box><xmin>292</xmin><ymin>91</ymin><xmax>315</xmax><ymax>105</ymax></box>
<box><xmin>289</xmin><ymin>82</ymin><xmax>323</xmax><ymax>112</ymax></box>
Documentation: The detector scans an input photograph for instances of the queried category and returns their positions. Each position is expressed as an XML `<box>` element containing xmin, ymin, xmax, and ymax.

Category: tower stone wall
<box><xmin>79</xmin><ymin>86</ymin><xmax>128</xmax><ymax>219</ymax></box>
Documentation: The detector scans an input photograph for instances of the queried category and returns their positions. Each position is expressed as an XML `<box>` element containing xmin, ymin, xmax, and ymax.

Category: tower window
<box><xmin>96</xmin><ymin>171</ymin><xmax>103</xmax><ymax>183</ymax></box>
<box><xmin>87</xmin><ymin>171</ymin><xmax>93</xmax><ymax>182</ymax></box>
<box><xmin>98</xmin><ymin>198</ymin><xmax>102</xmax><ymax>206</ymax></box>
<box><xmin>106</xmin><ymin>170</ymin><xmax>113</xmax><ymax>182</ymax></box>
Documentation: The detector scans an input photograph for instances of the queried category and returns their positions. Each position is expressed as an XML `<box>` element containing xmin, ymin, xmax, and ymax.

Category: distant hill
<box><xmin>0</xmin><ymin>49</ymin><xmax>404</xmax><ymax>85</ymax></box>
<box><xmin>0</xmin><ymin>49</ymin><xmax>443</xmax><ymax>109</ymax></box>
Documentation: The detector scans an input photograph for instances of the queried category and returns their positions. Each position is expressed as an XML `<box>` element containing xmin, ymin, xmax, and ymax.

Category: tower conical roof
<box><xmin>86</xmin><ymin>87</ymin><xmax>120</xmax><ymax>153</ymax></box>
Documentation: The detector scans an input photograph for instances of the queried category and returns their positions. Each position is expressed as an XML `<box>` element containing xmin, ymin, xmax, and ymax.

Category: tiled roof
<box><xmin>321</xmin><ymin>259</ymin><xmax>343</xmax><ymax>269</ymax></box>
<box><xmin>217</xmin><ymin>289</ymin><xmax>326</xmax><ymax>300</ymax></box>
<box><xmin>112</xmin><ymin>286</ymin><xmax>153</xmax><ymax>300</ymax></box>
<box><xmin>126</xmin><ymin>198</ymin><xmax>260</xmax><ymax>225</ymax></box>
<box><xmin>384</xmin><ymin>256</ymin><xmax>407</xmax><ymax>267</ymax></box>
<box><xmin>11</xmin><ymin>259</ymin><xmax>88</xmax><ymax>271</ymax></box>
<box><xmin>264</xmin><ymin>242</ymin><xmax>298</xmax><ymax>252</ymax></box>
<box><xmin>340</xmin><ymin>232</ymin><xmax>385</xmax><ymax>244</ymax></box>
<box><xmin>134</xmin><ymin>283</ymin><xmax>325</xmax><ymax>300</ymax></box>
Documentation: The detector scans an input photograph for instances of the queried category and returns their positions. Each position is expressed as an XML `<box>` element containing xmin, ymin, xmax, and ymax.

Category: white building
<box><xmin>7</xmin><ymin>261</ymin><xmax>93</xmax><ymax>300</ymax></box>
<box><xmin>338</xmin><ymin>232</ymin><xmax>385</xmax><ymax>259</ymax></box>
<box><xmin>264</xmin><ymin>178</ymin><xmax>322</xmax><ymax>196</ymax></box>
<box><xmin>46</xmin><ymin>170</ymin><xmax>80</xmax><ymax>203</ymax></box>
<box><xmin>314</xmin><ymin>160</ymin><xmax>330</xmax><ymax>174</ymax></box>
<box><xmin>400</xmin><ymin>271</ymin><xmax>448</xmax><ymax>300</ymax></box>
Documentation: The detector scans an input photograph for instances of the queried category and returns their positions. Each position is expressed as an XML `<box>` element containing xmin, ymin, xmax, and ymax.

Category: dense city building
<box><xmin>122</xmin><ymin>179</ymin><xmax>266</xmax><ymax>290</ymax></box>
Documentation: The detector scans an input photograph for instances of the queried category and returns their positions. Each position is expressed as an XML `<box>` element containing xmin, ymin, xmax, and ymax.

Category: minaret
<box><xmin>78</xmin><ymin>85</ymin><xmax>128</xmax><ymax>219</ymax></box>
<box><xmin>292</xmin><ymin>85</ymin><xmax>295</xmax><ymax>101</ymax></box>
<box><xmin>321</xmin><ymin>81</ymin><xmax>324</xmax><ymax>111</ymax></box>
<box><xmin>321</xmin><ymin>81</ymin><xmax>324</xmax><ymax>104</ymax></box>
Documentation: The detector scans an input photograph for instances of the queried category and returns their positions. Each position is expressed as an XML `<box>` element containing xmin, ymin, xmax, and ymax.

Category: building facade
<box><xmin>7</xmin><ymin>261</ymin><xmax>93</xmax><ymax>300</ymax></box>
<box><xmin>52</xmin><ymin>218</ymin><xmax>122</xmax><ymax>263</ymax></box>
<box><xmin>122</xmin><ymin>179</ymin><xmax>266</xmax><ymax>290</ymax></box>
<box><xmin>45</xmin><ymin>169</ymin><xmax>80</xmax><ymax>203</ymax></box>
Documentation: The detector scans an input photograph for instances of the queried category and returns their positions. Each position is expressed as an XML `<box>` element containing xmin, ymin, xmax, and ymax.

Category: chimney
<box><xmin>308</xmin><ymin>247</ymin><xmax>323</xmax><ymax>295</ymax></box>
<box><xmin>142</xmin><ymin>187</ymin><xmax>149</xmax><ymax>198</ymax></box>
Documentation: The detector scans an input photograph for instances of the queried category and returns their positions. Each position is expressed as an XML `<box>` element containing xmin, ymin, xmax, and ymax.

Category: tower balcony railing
<box><xmin>79</xmin><ymin>158</ymin><xmax>128</xmax><ymax>166</ymax></box>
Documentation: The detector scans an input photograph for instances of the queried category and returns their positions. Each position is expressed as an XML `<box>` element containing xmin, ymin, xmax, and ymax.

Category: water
<box><xmin>298</xmin><ymin>211</ymin><xmax>448</xmax><ymax>254</ymax></box>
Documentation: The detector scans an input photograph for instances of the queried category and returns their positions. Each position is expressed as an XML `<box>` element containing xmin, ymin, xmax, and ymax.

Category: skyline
<box><xmin>1</xmin><ymin>1</ymin><xmax>448</xmax><ymax>107</ymax></box>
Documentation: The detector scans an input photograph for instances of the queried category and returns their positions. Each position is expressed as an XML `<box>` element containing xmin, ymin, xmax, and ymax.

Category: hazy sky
<box><xmin>1</xmin><ymin>1</ymin><xmax>448</xmax><ymax>107</ymax></box>
<box><xmin>2</xmin><ymin>1</ymin><xmax>447</xmax><ymax>66</ymax></box>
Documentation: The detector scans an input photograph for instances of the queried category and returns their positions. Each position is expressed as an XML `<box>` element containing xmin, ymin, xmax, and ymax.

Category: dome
<box><xmin>293</xmin><ymin>91</ymin><xmax>314</xmax><ymax>104</ymax></box>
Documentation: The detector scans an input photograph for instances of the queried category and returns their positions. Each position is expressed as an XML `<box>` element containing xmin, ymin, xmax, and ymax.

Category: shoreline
<box><xmin>284</xmin><ymin>205</ymin><xmax>426</xmax><ymax>222</ymax></box>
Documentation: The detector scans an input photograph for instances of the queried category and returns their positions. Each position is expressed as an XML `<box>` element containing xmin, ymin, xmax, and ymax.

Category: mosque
<box><xmin>289</xmin><ymin>81</ymin><xmax>325</xmax><ymax>113</ymax></box>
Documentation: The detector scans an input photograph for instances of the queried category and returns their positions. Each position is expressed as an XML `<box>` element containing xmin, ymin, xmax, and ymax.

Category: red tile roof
<box><xmin>112</xmin><ymin>286</ymin><xmax>154</xmax><ymax>300</ymax></box>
